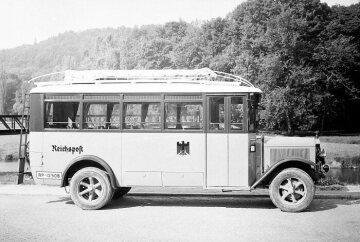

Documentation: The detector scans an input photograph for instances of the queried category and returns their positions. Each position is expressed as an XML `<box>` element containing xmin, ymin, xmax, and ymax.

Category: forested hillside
<box><xmin>1</xmin><ymin>0</ymin><xmax>359</xmax><ymax>134</ymax></box>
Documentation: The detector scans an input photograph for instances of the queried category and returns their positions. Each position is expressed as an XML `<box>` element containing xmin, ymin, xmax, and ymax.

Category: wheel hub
<box><xmin>279</xmin><ymin>177</ymin><xmax>306</xmax><ymax>204</ymax></box>
<box><xmin>78</xmin><ymin>176</ymin><xmax>102</xmax><ymax>202</ymax></box>
<box><xmin>288</xmin><ymin>186</ymin><xmax>294</xmax><ymax>194</ymax></box>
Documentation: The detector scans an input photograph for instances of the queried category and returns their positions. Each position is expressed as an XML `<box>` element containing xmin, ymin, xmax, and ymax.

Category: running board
<box><xmin>206</xmin><ymin>186</ymin><xmax>251</xmax><ymax>191</ymax></box>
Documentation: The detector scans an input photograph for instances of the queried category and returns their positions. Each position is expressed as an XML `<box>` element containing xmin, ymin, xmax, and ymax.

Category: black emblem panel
<box><xmin>177</xmin><ymin>141</ymin><xmax>190</xmax><ymax>156</ymax></box>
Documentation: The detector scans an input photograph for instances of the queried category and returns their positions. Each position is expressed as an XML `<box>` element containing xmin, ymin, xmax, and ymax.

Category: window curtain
<box><xmin>141</xmin><ymin>103</ymin><xmax>149</xmax><ymax>127</ymax></box>
<box><xmin>83</xmin><ymin>103</ymin><xmax>92</xmax><ymax>128</ymax></box>
<box><xmin>52</xmin><ymin>102</ymin><xmax>79</xmax><ymax>128</ymax></box>
<box><xmin>106</xmin><ymin>103</ymin><xmax>115</xmax><ymax>128</ymax></box>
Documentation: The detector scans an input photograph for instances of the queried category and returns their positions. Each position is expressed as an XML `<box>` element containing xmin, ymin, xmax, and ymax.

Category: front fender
<box><xmin>250</xmin><ymin>157</ymin><xmax>315</xmax><ymax>189</ymax></box>
<box><xmin>61</xmin><ymin>155</ymin><xmax>118</xmax><ymax>188</ymax></box>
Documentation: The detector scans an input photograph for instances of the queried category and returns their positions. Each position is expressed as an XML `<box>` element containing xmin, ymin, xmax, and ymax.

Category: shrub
<box><xmin>317</xmin><ymin>176</ymin><xmax>343</xmax><ymax>186</ymax></box>
<box><xmin>334</xmin><ymin>155</ymin><xmax>360</xmax><ymax>168</ymax></box>
<box><xmin>5</xmin><ymin>154</ymin><xmax>14</xmax><ymax>160</ymax></box>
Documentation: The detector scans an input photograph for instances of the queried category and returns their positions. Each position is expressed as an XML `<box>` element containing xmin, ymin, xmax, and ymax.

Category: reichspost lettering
<box><xmin>51</xmin><ymin>145</ymin><xmax>84</xmax><ymax>155</ymax></box>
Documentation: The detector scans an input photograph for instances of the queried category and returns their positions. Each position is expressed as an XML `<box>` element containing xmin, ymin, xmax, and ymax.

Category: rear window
<box><xmin>44</xmin><ymin>102</ymin><xmax>80</xmax><ymax>129</ymax></box>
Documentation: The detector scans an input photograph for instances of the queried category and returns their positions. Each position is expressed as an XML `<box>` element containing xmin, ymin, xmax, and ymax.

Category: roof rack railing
<box><xmin>213</xmin><ymin>71</ymin><xmax>254</xmax><ymax>87</ymax></box>
<box><xmin>29</xmin><ymin>68</ymin><xmax>254</xmax><ymax>87</ymax></box>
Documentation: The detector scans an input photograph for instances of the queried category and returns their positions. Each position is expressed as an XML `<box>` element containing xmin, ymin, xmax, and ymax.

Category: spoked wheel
<box><xmin>279</xmin><ymin>177</ymin><xmax>307</xmax><ymax>204</ymax></box>
<box><xmin>70</xmin><ymin>167</ymin><xmax>114</xmax><ymax>210</ymax></box>
<box><xmin>113</xmin><ymin>187</ymin><xmax>131</xmax><ymax>199</ymax></box>
<box><xmin>269</xmin><ymin>168</ymin><xmax>315</xmax><ymax>212</ymax></box>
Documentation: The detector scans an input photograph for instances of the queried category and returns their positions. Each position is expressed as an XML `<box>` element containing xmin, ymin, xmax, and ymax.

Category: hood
<box><xmin>264</xmin><ymin>136</ymin><xmax>316</xmax><ymax>147</ymax></box>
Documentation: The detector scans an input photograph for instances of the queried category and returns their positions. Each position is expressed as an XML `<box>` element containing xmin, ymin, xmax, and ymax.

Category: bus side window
<box><xmin>230</xmin><ymin>97</ymin><xmax>244</xmax><ymax>130</ymax></box>
<box><xmin>83</xmin><ymin>103</ymin><xmax>120</xmax><ymax>129</ymax></box>
<box><xmin>123</xmin><ymin>103</ymin><xmax>161</xmax><ymax>130</ymax></box>
<box><xmin>44</xmin><ymin>102</ymin><xmax>80</xmax><ymax>129</ymax></box>
<box><xmin>165</xmin><ymin>102</ymin><xmax>203</xmax><ymax>130</ymax></box>
<box><xmin>209</xmin><ymin>97</ymin><xmax>225</xmax><ymax>131</ymax></box>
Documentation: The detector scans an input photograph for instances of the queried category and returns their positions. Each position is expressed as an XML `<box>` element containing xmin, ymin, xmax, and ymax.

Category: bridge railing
<box><xmin>0</xmin><ymin>115</ymin><xmax>29</xmax><ymax>135</ymax></box>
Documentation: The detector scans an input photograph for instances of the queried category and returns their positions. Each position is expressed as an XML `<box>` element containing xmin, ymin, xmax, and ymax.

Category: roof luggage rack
<box><xmin>29</xmin><ymin>68</ymin><xmax>254</xmax><ymax>87</ymax></box>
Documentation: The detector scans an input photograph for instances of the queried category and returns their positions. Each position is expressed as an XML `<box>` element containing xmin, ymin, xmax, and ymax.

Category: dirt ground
<box><xmin>1</xmin><ymin>194</ymin><xmax>360</xmax><ymax>242</ymax></box>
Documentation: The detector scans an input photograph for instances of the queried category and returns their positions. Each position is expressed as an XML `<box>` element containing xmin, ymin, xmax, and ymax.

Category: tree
<box><xmin>228</xmin><ymin>0</ymin><xmax>336</xmax><ymax>133</ymax></box>
<box><xmin>12</xmin><ymin>82</ymin><xmax>31</xmax><ymax>115</ymax></box>
<box><xmin>1</xmin><ymin>1</ymin><xmax>360</xmax><ymax>132</ymax></box>
<box><xmin>0</xmin><ymin>70</ymin><xmax>22</xmax><ymax>114</ymax></box>
<box><xmin>138</xmin><ymin>37</ymin><xmax>173</xmax><ymax>69</ymax></box>
<box><xmin>0</xmin><ymin>70</ymin><xmax>7</xmax><ymax>114</ymax></box>
<box><xmin>170</xmin><ymin>25</ymin><xmax>204</xmax><ymax>69</ymax></box>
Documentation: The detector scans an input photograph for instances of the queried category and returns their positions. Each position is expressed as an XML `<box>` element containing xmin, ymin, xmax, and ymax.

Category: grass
<box><xmin>316</xmin><ymin>177</ymin><xmax>347</xmax><ymax>191</ymax></box>
<box><xmin>0</xmin><ymin>135</ymin><xmax>20</xmax><ymax>160</ymax></box>
<box><xmin>316</xmin><ymin>184</ymin><xmax>347</xmax><ymax>191</ymax></box>
<box><xmin>320</xmin><ymin>135</ymin><xmax>360</xmax><ymax>144</ymax></box>
<box><xmin>320</xmin><ymin>142</ymin><xmax>360</xmax><ymax>168</ymax></box>
<box><xmin>0</xmin><ymin>172</ymin><xmax>34</xmax><ymax>184</ymax></box>
<box><xmin>334</xmin><ymin>155</ymin><xmax>360</xmax><ymax>168</ymax></box>
<box><xmin>317</xmin><ymin>176</ymin><xmax>343</xmax><ymax>186</ymax></box>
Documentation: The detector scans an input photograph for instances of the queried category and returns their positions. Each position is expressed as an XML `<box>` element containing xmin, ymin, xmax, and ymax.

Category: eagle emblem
<box><xmin>177</xmin><ymin>141</ymin><xmax>190</xmax><ymax>155</ymax></box>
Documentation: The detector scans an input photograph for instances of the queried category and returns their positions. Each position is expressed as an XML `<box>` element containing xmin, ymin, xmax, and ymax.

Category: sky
<box><xmin>0</xmin><ymin>0</ymin><xmax>358</xmax><ymax>50</ymax></box>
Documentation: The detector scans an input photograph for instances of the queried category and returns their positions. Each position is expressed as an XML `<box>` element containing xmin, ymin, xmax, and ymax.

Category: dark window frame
<box><xmin>229</xmin><ymin>96</ymin><xmax>246</xmax><ymax>133</ymax></box>
<box><xmin>122</xmin><ymin>101</ymin><xmax>162</xmax><ymax>131</ymax></box>
<box><xmin>164</xmin><ymin>101</ymin><xmax>204</xmax><ymax>131</ymax></box>
<box><xmin>43</xmin><ymin>94</ymin><xmax>81</xmax><ymax>131</ymax></box>
<box><xmin>82</xmin><ymin>102</ymin><xmax>121</xmax><ymax>130</ymax></box>
<box><xmin>206</xmin><ymin>95</ymin><xmax>248</xmax><ymax>134</ymax></box>
<box><xmin>41</xmin><ymin>92</ymin><xmax>250</xmax><ymax>134</ymax></box>
<box><xmin>207</xmin><ymin>96</ymin><xmax>225</xmax><ymax>133</ymax></box>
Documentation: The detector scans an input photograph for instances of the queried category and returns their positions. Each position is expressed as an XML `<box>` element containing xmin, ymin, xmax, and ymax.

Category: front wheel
<box><xmin>269</xmin><ymin>168</ymin><xmax>315</xmax><ymax>212</ymax></box>
<box><xmin>70</xmin><ymin>167</ymin><xmax>114</xmax><ymax>210</ymax></box>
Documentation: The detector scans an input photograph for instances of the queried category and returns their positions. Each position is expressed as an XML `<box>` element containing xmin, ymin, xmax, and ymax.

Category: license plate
<box><xmin>36</xmin><ymin>171</ymin><xmax>62</xmax><ymax>180</ymax></box>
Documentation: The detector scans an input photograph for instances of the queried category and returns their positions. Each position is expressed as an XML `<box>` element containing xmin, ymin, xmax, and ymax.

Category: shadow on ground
<box><xmin>307</xmin><ymin>198</ymin><xmax>360</xmax><ymax>212</ymax></box>
<box><xmin>47</xmin><ymin>196</ymin><xmax>74</xmax><ymax>205</ymax></box>
<box><xmin>46</xmin><ymin>195</ymin><xmax>360</xmax><ymax>212</ymax></box>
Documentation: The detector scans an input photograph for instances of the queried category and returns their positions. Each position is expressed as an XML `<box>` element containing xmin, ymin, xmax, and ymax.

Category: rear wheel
<box><xmin>70</xmin><ymin>167</ymin><xmax>114</xmax><ymax>210</ymax></box>
<box><xmin>113</xmin><ymin>187</ymin><xmax>131</xmax><ymax>199</ymax></box>
<box><xmin>269</xmin><ymin>168</ymin><xmax>315</xmax><ymax>212</ymax></box>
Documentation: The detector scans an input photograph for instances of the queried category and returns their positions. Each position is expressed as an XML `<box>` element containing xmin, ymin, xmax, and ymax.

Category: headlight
<box><xmin>322</xmin><ymin>164</ymin><xmax>330</xmax><ymax>173</ymax></box>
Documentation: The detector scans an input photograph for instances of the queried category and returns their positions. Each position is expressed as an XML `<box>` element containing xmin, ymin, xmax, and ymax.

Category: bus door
<box><xmin>206</xmin><ymin>96</ymin><xmax>249</xmax><ymax>187</ymax></box>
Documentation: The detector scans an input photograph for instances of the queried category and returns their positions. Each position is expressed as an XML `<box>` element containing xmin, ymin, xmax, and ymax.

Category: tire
<box><xmin>269</xmin><ymin>168</ymin><xmax>315</xmax><ymax>212</ymax></box>
<box><xmin>112</xmin><ymin>187</ymin><xmax>131</xmax><ymax>199</ymax></box>
<box><xmin>70</xmin><ymin>167</ymin><xmax>114</xmax><ymax>210</ymax></box>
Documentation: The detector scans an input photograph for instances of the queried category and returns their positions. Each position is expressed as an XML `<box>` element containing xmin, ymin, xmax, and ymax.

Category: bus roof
<box><xmin>29</xmin><ymin>68</ymin><xmax>262</xmax><ymax>94</ymax></box>
<box><xmin>30</xmin><ymin>82</ymin><xmax>262</xmax><ymax>94</ymax></box>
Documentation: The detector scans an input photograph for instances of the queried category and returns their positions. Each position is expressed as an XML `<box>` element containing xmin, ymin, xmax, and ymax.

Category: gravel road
<box><xmin>1</xmin><ymin>194</ymin><xmax>360</xmax><ymax>242</ymax></box>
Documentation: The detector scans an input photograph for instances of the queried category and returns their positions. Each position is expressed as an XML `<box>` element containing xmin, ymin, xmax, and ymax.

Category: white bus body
<box><xmin>28</xmin><ymin>69</ymin><xmax>328</xmax><ymax>212</ymax></box>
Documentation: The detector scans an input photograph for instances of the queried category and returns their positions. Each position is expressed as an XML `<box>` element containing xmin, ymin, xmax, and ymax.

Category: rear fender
<box><xmin>61</xmin><ymin>155</ymin><xmax>118</xmax><ymax>189</ymax></box>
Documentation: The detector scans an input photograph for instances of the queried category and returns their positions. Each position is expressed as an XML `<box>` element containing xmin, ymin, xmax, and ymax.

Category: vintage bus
<box><xmin>27</xmin><ymin>68</ymin><xmax>328</xmax><ymax>212</ymax></box>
